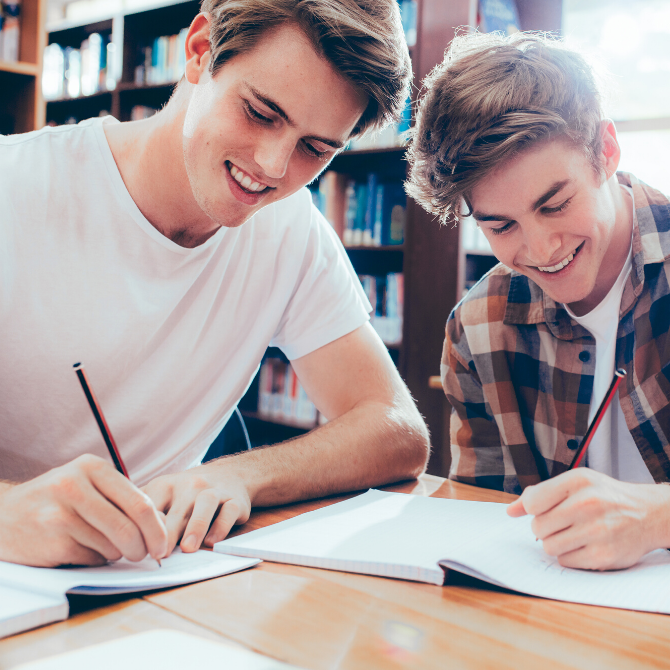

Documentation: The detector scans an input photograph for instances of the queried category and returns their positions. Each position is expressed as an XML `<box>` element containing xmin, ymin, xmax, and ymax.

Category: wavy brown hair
<box><xmin>405</xmin><ymin>32</ymin><xmax>604</xmax><ymax>226</ymax></box>
<box><xmin>199</xmin><ymin>0</ymin><xmax>412</xmax><ymax>136</ymax></box>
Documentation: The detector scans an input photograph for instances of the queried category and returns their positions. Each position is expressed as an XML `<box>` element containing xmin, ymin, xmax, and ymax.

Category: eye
<box><xmin>489</xmin><ymin>221</ymin><xmax>515</xmax><ymax>236</ymax></box>
<box><xmin>244</xmin><ymin>101</ymin><xmax>272</xmax><ymax>124</ymax></box>
<box><xmin>302</xmin><ymin>140</ymin><xmax>328</xmax><ymax>159</ymax></box>
<box><xmin>542</xmin><ymin>197</ymin><xmax>572</xmax><ymax>215</ymax></box>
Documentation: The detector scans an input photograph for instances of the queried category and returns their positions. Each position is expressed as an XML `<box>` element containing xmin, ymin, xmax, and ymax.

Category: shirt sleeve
<box><xmin>443</xmin><ymin>307</ymin><xmax>513</xmax><ymax>492</ymax></box>
<box><xmin>270</xmin><ymin>204</ymin><xmax>372</xmax><ymax>360</ymax></box>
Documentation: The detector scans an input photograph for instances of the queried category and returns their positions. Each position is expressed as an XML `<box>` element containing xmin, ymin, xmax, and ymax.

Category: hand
<box><xmin>507</xmin><ymin>469</ymin><xmax>670</xmax><ymax>570</ymax></box>
<box><xmin>143</xmin><ymin>463</ymin><xmax>252</xmax><ymax>554</ymax></box>
<box><xmin>0</xmin><ymin>454</ymin><xmax>168</xmax><ymax>567</ymax></box>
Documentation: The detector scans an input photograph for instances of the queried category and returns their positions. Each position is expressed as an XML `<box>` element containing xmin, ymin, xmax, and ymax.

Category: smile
<box><xmin>227</xmin><ymin>162</ymin><xmax>269</xmax><ymax>193</ymax></box>
<box><xmin>537</xmin><ymin>244</ymin><xmax>582</xmax><ymax>273</ymax></box>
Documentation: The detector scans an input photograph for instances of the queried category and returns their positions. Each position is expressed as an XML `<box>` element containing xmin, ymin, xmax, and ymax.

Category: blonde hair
<box><xmin>200</xmin><ymin>0</ymin><xmax>412</xmax><ymax>135</ymax></box>
<box><xmin>406</xmin><ymin>32</ymin><xmax>604</xmax><ymax>226</ymax></box>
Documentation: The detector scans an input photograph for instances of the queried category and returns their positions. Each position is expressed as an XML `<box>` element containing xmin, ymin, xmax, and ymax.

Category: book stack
<box><xmin>311</xmin><ymin>172</ymin><xmax>406</xmax><ymax>248</ymax></box>
<box><xmin>257</xmin><ymin>358</ymin><xmax>318</xmax><ymax>428</ymax></box>
<box><xmin>359</xmin><ymin>273</ymin><xmax>404</xmax><ymax>346</ymax></box>
<box><xmin>134</xmin><ymin>28</ymin><xmax>188</xmax><ymax>86</ymax></box>
<box><xmin>42</xmin><ymin>34</ymin><xmax>116</xmax><ymax>100</ymax></box>
<box><xmin>0</xmin><ymin>0</ymin><xmax>20</xmax><ymax>62</ymax></box>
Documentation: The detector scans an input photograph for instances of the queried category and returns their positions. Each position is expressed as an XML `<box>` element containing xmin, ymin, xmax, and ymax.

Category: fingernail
<box><xmin>182</xmin><ymin>535</ymin><xmax>198</xmax><ymax>552</ymax></box>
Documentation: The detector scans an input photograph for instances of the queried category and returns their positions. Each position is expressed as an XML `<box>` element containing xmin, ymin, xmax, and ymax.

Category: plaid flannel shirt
<box><xmin>443</xmin><ymin>173</ymin><xmax>670</xmax><ymax>494</ymax></box>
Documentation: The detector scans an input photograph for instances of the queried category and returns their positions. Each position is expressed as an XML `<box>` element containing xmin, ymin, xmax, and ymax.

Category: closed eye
<box><xmin>302</xmin><ymin>140</ymin><xmax>328</xmax><ymax>158</ymax></box>
<box><xmin>489</xmin><ymin>220</ymin><xmax>515</xmax><ymax>236</ymax></box>
<box><xmin>244</xmin><ymin>100</ymin><xmax>272</xmax><ymax>124</ymax></box>
<box><xmin>541</xmin><ymin>197</ymin><xmax>572</xmax><ymax>215</ymax></box>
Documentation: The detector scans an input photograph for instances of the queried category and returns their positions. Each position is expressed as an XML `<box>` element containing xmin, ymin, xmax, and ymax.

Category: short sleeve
<box><xmin>270</xmin><ymin>204</ymin><xmax>372</xmax><ymax>360</ymax></box>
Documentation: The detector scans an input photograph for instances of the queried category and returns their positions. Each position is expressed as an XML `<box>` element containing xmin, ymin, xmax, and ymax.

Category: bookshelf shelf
<box><xmin>0</xmin><ymin>60</ymin><xmax>39</xmax><ymax>75</ymax></box>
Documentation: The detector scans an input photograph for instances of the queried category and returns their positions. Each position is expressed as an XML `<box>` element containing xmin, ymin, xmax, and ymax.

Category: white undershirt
<box><xmin>565</xmin><ymin>187</ymin><xmax>654</xmax><ymax>483</ymax></box>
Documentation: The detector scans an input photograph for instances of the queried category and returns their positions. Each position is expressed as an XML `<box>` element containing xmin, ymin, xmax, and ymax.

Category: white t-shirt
<box><xmin>566</xmin><ymin>188</ymin><xmax>654</xmax><ymax>484</ymax></box>
<box><xmin>0</xmin><ymin>117</ymin><xmax>371</xmax><ymax>485</ymax></box>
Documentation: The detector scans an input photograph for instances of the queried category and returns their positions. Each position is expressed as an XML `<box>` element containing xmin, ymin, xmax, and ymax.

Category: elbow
<box><xmin>395</xmin><ymin>407</ymin><xmax>431</xmax><ymax>479</ymax></box>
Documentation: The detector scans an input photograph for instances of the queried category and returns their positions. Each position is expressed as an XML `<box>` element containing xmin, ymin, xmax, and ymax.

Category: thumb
<box><xmin>507</xmin><ymin>497</ymin><xmax>527</xmax><ymax>517</ymax></box>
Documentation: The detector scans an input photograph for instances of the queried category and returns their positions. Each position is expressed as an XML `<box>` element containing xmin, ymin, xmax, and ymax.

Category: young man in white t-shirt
<box><xmin>0</xmin><ymin>1</ymin><xmax>430</xmax><ymax>567</ymax></box>
<box><xmin>406</xmin><ymin>32</ymin><xmax>670</xmax><ymax>571</ymax></box>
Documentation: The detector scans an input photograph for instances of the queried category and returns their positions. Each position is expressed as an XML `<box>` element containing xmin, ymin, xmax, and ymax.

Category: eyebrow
<box><xmin>245</xmin><ymin>83</ymin><xmax>346</xmax><ymax>150</ymax></box>
<box><xmin>472</xmin><ymin>179</ymin><xmax>571</xmax><ymax>222</ymax></box>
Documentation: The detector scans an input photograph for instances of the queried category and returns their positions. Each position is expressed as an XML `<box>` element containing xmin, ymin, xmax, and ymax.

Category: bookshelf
<box><xmin>42</xmin><ymin>0</ymin><xmax>563</xmax><ymax>473</ymax></box>
<box><xmin>0</xmin><ymin>0</ymin><xmax>46</xmax><ymax>134</ymax></box>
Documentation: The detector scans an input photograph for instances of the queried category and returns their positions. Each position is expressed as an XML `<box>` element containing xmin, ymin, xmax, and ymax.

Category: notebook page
<box><xmin>216</xmin><ymin>489</ymin><xmax>511</xmax><ymax>585</ymax></box>
<box><xmin>0</xmin><ymin>550</ymin><xmax>260</xmax><ymax>597</ymax></box>
<box><xmin>14</xmin><ymin>629</ymin><xmax>303</xmax><ymax>670</ymax></box>
<box><xmin>439</xmin><ymin>512</ymin><xmax>670</xmax><ymax>614</ymax></box>
<box><xmin>0</xmin><ymin>584</ymin><xmax>68</xmax><ymax>640</ymax></box>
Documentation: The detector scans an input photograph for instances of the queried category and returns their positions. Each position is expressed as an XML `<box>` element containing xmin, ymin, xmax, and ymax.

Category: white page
<box><xmin>0</xmin><ymin>584</ymin><xmax>68</xmax><ymax>640</ymax></box>
<box><xmin>216</xmin><ymin>489</ymin><xmax>670</xmax><ymax>613</ymax></box>
<box><xmin>0</xmin><ymin>550</ymin><xmax>260</xmax><ymax>597</ymax></box>
<box><xmin>216</xmin><ymin>489</ymin><xmax>503</xmax><ymax>584</ymax></box>
<box><xmin>14</xmin><ymin>629</ymin><xmax>303</xmax><ymax>670</ymax></box>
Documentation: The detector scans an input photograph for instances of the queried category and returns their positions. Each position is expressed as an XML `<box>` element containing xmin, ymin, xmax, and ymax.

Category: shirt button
<box><xmin>579</xmin><ymin>351</ymin><xmax>590</xmax><ymax>362</ymax></box>
<box><xmin>567</xmin><ymin>439</ymin><xmax>579</xmax><ymax>450</ymax></box>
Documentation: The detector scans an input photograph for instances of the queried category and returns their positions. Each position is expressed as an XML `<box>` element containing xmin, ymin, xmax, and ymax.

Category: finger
<box><xmin>180</xmin><ymin>491</ymin><xmax>221</xmax><ymax>552</ymax></box>
<box><xmin>506</xmin><ymin>498</ymin><xmax>527</xmax><ymax>517</ymax></box>
<box><xmin>61</xmin><ymin>545</ymin><xmax>109</xmax><ymax>567</ymax></box>
<box><xmin>142</xmin><ymin>480</ymin><xmax>174</xmax><ymax>515</ymax></box>
<box><xmin>555</xmin><ymin>544</ymin><xmax>606</xmax><ymax>571</ymax></box>
<box><xmin>531</xmin><ymin>500</ymin><xmax>573</xmax><ymax>541</ymax></box>
<box><xmin>203</xmin><ymin>499</ymin><xmax>245</xmax><ymax>547</ymax></box>
<box><xmin>70</xmin><ymin>512</ymin><xmax>124</xmax><ymax>562</ymax></box>
<box><xmin>516</xmin><ymin>474</ymin><xmax>578</xmax><ymax>517</ymax></box>
<box><xmin>541</xmin><ymin>524</ymin><xmax>588</xmax><ymax>559</ymax></box>
<box><xmin>89</xmin><ymin>467</ymin><xmax>168</xmax><ymax>560</ymax></box>
<box><xmin>74</xmin><ymin>487</ymin><xmax>150</xmax><ymax>562</ymax></box>
<box><xmin>164</xmin><ymin>501</ymin><xmax>195</xmax><ymax>555</ymax></box>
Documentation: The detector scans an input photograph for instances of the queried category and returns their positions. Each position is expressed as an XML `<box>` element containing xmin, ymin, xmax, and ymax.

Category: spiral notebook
<box><xmin>215</xmin><ymin>489</ymin><xmax>670</xmax><ymax>614</ymax></box>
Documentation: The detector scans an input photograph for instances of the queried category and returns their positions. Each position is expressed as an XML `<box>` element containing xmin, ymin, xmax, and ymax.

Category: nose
<box><xmin>522</xmin><ymin>222</ymin><xmax>562</xmax><ymax>267</ymax></box>
<box><xmin>254</xmin><ymin>130</ymin><xmax>295</xmax><ymax>181</ymax></box>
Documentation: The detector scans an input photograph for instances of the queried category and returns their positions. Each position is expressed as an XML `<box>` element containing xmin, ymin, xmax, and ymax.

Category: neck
<box><xmin>103</xmin><ymin>92</ymin><xmax>220</xmax><ymax>248</ymax></box>
<box><xmin>567</xmin><ymin>175</ymin><xmax>633</xmax><ymax>317</ymax></box>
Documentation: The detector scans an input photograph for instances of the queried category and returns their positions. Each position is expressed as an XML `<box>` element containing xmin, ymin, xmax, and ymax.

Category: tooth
<box><xmin>241</xmin><ymin>175</ymin><xmax>252</xmax><ymax>188</ymax></box>
<box><xmin>235</xmin><ymin>171</ymin><xmax>244</xmax><ymax>183</ymax></box>
<box><xmin>230</xmin><ymin>164</ymin><xmax>238</xmax><ymax>177</ymax></box>
<box><xmin>249</xmin><ymin>181</ymin><xmax>260</xmax><ymax>191</ymax></box>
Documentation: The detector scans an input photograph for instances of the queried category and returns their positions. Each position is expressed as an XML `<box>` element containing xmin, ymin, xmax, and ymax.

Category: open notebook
<box><xmin>215</xmin><ymin>489</ymin><xmax>670</xmax><ymax>614</ymax></box>
<box><xmin>0</xmin><ymin>550</ymin><xmax>259</xmax><ymax>639</ymax></box>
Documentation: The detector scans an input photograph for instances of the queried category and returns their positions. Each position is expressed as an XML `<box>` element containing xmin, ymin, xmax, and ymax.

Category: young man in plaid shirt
<box><xmin>406</xmin><ymin>32</ymin><xmax>670</xmax><ymax>571</ymax></box>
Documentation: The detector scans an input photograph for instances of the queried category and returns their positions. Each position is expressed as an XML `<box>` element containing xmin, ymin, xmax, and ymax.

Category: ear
<box><xmin>599</xmin><ymin>119</ymin><xmax>621</xmax><ymax>179</ymax></box>
<box><xmin>184</xmin><ymin>12</ymin><xmax>212</xmax><ymax>85</ymax></box>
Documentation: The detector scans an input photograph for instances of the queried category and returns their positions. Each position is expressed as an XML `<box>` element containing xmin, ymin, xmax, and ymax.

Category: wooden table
<box><xmin>2</xmin><ymin>475</ymin><xmax>670</xmax><ymax>669</ymax></box>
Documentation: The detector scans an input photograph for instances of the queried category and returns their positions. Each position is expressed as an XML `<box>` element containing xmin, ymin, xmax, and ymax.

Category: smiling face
<box><xmin>180</xmin><ymin>21</ymin><xmax>367</xmax><ymax>230</ymax></box>
<box><xmin>469</xmin><ymin>129</ymin><xmax>633</xmax><ymax>315</ymax></box>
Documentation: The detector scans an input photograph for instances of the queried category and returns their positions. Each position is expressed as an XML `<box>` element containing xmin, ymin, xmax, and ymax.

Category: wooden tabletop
<box><xmin>2</xmin><ymin>475</ymin><xmax>670</xmax><ymax>669</ymax></box>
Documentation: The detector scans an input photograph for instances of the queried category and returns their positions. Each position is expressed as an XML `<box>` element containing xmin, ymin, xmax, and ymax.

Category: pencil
<box><xmin>569</xmin><ymin>368</ymin><xmax>627</xmax><ymax>470</ymax></box>
<box><xmin>73</xmin><ymin>362</ymin><xmax>161</xmax><ymax>566</ymax></box>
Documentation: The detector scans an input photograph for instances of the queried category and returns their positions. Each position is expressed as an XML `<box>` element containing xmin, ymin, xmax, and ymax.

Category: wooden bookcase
<box><xmin>43</xmin><ymin>0</ymin><xmax>563</xmax><ymax>475</ymax></box>
<box><xmin>0</xmin><ymin>0</ymin><xmax>46</xmax><ymax>134</ymax></box>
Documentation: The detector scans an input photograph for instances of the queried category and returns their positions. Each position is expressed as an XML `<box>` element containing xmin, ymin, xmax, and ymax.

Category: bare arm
<box><xmin>144</xmin><ymin>323</ymin><xmax>430</xmax><ymax>552</ymax></box>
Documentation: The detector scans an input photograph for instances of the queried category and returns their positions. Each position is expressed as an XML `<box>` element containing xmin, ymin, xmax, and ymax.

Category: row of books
<box><xmin>312</xmin><ymin>172</ymin><xmax>406</xmax><ymax>247</ymax></box>
<box><xmin>257</xmin><ymin>358</ymin><xmax>318</xmax><ymax>428</ymax></box>
<box><xmin>43</xmin><ymin>35</ymin><xmax>116</xmax><ymax>100</ymax></box>
<box><xmin>134</xmin><ymin>28</ymin><xmax>188</xmax><ymax>86</ymax></box>
<box><xmin>0</xmin><ymin>0</ymin><xmax>20</xmax><ymax>62</ymax></box>
<box><xmin>359</xmin><ymin>273</ymin><xmax>404</xmax><ymax>346</ymax></box>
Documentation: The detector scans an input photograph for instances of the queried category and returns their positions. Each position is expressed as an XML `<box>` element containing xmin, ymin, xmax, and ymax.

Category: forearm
<box><xmin>204</xmin><ymin>398</ymin><xmax>429</xmax><ymax>508</ymax></box>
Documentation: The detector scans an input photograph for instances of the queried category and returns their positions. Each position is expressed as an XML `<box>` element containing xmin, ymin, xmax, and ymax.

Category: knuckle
<box><xmin>111</xmin><ymin>517</ymin><xmax>141</xmax><ymax>549</ymax></box>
